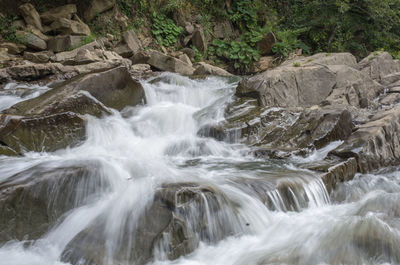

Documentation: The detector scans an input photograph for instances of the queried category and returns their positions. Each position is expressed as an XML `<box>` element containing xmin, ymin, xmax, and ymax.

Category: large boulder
<box><xmin>16</xmin><ymin>30</ymin><xmax>47</xmax><ymax>51</ymax></box>
<box><xmin>358</xmin><ymin>51</ymin><xmax>400</xmax><ymax>82</ymax></box>
<box><xmin>61</xmin><ymin>183</ymin><xmax>239</xmax><ymax>265</ymax></box>
<box><xmin>50</xmin><ymin>41</ymin><xmax>101</xmax><ymax>63</ymax></box>
<box><xmin>83</xmin><ymin>0</ymin><xmax>116</xmax><ymax>22</ymax></box>
<box><xmin>40</xmin><ymin>4</ymin><xmax>77</xmax><ymax>24</ymax></box>
<box><xmin>122</xmin><ymin>30</ymin><xmax>142</xmax><ymax>54</ymax></box>
<box><xmin>194</xmin><ymin>62</ymin><xmax>232</xmax><ymax>76</ymax></box>
<box><xmin>236</xmin><ymin>65</ymin><xmax>336</xmax><ymax>107</ymax></box>
<box><xmin>47</xmin><ymin>35</ymin><xmax>86</xmax><ymax>52</ymax></box>
<box><xmin>146</xmin><ymin>50</ymin><xmax>195</xmax><ymax>75</ymax></box>
<box><xmin>50</xmin><ymin>16</ymin><xmax>91</xmax><ymax>36</ymax></box>
<box><xmin>0</xmin><ymin>67</ymin><xmax>145</xmax><ymax>154</ymax></box>
<box><xmin>18</xmin><ymin>3</ymin><xmax>43</xmax><ymax>31</ymax></box>
<box><xmin>0</xmin><ymin>162</ymin><xmax>108</xmax><ymax>242</ymax></box>
<box><xmin>332</xmin><ymin>106</ymin><xmax>400</xmax><ymax>173</ymax></box>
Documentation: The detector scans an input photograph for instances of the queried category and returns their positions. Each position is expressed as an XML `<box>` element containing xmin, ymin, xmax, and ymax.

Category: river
<box><xmin>0</xmin><ymin>73</ymin><xmax>399</xmax><ymax>265</ymax></box>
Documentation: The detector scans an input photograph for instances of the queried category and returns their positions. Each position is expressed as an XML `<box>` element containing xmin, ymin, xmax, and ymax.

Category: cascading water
<box><xmin>0</xmin><ymin>73</ymin><xmax>399</xmax><ymax>265</ymax></box>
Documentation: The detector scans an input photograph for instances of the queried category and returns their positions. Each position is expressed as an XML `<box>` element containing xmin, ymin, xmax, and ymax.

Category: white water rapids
<box><xmin>0</xmin><ymin>73</ymin><xmax>399</xmax><ymax>265</ymax></box>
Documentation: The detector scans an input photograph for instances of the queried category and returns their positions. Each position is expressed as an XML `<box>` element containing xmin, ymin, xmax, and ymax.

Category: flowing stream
<box><xmin>0</xmin><ymin>73</ymin><xmax>399</xmax><ymax>265</ymax></box>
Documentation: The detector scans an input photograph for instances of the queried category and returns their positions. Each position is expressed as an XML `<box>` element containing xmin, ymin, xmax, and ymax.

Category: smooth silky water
<box><xmin>0</xmin><ymin>73</ymin><xmax>399</xmax><ymax>265</ymax></box>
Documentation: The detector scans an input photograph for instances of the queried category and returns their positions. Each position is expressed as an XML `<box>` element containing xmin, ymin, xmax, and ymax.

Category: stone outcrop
<box><xmin>358</xmin><ymin>51</ymin><xmax>400</xmax><ymax>81</ymax></box>
<box><xmin>23</xmin><ymin>51</ymin><xmax>53</xmax><ymax>63</ymax></box>
<box><xmin>0</xmin><ymin>67</ymin><xmax>144</xmax><ymax>154</ymax></box>
<box><xmin>47</xmin><ymin>35</ymin><xmax>86</xmax><ymax>52</ymax></box>
<box><xmin>237</xmin><ymin>53</ymin><xmax>383</xmax><ymax>108</ymax></box>
<box><xmin>256</xmin><ymin>31</ymin><xmax>276</xmax><ymax>55</ymax></box>
<box><xmin>0</xmin><ymin>42</ymin><xmax>26</xmax><ymax>55</ymax></box>
<box><xmin>191</xmin><ymin>28</ymin><xmax>207</xmax><ymax>52</ymax></box>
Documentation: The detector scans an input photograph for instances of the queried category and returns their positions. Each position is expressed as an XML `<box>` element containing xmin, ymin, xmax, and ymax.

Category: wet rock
<box><xmin>40</xmin><ymin>4</ymin><xmax>77</xmax><ymax>24</ymax></box>
<box><xmin>16</xmin><ymin>30</ymin><xmax>47</xmax><ymax>51</ymax></box>
<box><xmin>18</xmin><ymin>3</ymin><xmax>43</xmax><ymax>31</ymax></box>
<box><xmin>0</xmin><ymin>162</ymin><xmax>108</xmax><ymax>242</ymax></box>
<box><xmin>0</xmin><ymin>42</ymin><xmax>26</xmax><ymax>55</ymax></box>
<box><xmin>332</xmin><ymin>106</ymin><xmax>400</xmax><ymax>173</ymax></box>
<box><xmin>321</xmin><ymin>158</ymin><xmax>357</xmax><ymax>193</ymax></box>
<box><xmin>256</xmin><ymin>31</ymin><xmax>276</xmax><ymax>55</ymax></box>
<box><xmin>61</xmin><ymin>182</ymin><xmax>239</xmax><ymax>265</ymax></box>
<box><xmin>47</xmin><ymin>35</ymin><xmax>86</xmax><ymax>52</ymax></box>
<box><xmin>83</xmin><ymin>0</ymin><xmax>116</xmax><ymax>22</ymax></box>
<box><xmin>0</xmin><ymin>67</ymin><xmax>144</xmax><ymax>153</ymax></box>
<box><xmin>191</xmin><ymin>28</ymin><xmax>207</xmax><ymax>52</ymax></box>
<box><xmin>50</xmin><ymin>16</ymin><xmax>91</xmax><ymax>36</ymax></box>
<box><xmin>194</xmin><ymin>62</ymin><xmax>232</xmax><ymax>76</ymax></box>
<box><xmin>23</xmin><ymin>51</ymin><xmax>53</xmax><ymax>63</ymax></box>
<box><xmin>236</xmin><ymin>65</ymin><xmax>336</xmax><ymax>107</ymax></box>
<box><xmin>358</xmin><ymin>51</ymin><xmax>400</xmax><ymax>82</ymax></box>
<box><xmin>146</xmin><ymin>50</ymin><xmax>195</xmax><ymax>75</ymax></box>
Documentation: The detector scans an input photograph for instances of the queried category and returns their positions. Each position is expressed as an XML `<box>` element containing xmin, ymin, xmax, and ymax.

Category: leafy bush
<box><xmin>228</xmin><ymin>0</ymin><xmax>258</xmax><ymax>30</ymax></box>
<box><xmin>151</xmin><ymin>12</ymin><xmax>183</xmax><ymax>47</ymax></box>
<box><xmin>209</xmin><ymin>39</ymin><xmax>260</xmax><ymax>72</ymax></box>
<box><xmin>272</xmin><ymin>29</ymin><xmax>311</xmax><ymax>59</ymax></box>
<box><xmin>0</xmin><ymin>15</ymin><xmax>20</xmax><ymax>43</ymax></box>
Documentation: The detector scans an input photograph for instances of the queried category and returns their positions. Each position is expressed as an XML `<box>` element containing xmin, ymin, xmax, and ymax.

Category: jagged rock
<box><xmin>213</xmin><ymin>20</ymin><xmax>234</xmax><ymax>39</ymax></box>
<box><xmin>0</xmin><ymin>67</ymin><xmax>144</xmax><ymax>153</ymax></box>
<box><xmin>321</xmin><ymin>158</ymin><xmax>357</xmax><ymax>193</ymax></box>
<box><xmin>178</xmin><ymin>54</ymin><xmax>192</xmax><ymax>66</ymax></box>
<box><xmin>50</xmin><ymin>41</ymin><xmax>101</xmax><ymax>63</ymax></box>
<box><xmin>16</xmin><ymin>30</ymin><xmax>47</xmax><ymax>51</ymax></box>
<box><xmin>185</xmin><ymin>22</ymin><xmax>195</xmax><ymax>34</ymax></box>
<box><xmin>0</xmin><ymin>52</ymin><xmax>16</xmax><ymax>65</ymax></box>
<box><xmin>146</xmin><ymin>50</ymin><xmax>195</xmax><ymax>75</ymax></box>
<box><xmin>72</xmin><ymin>49</ymin><xmax>103</xmax><ymax>65</ymax></box>
<box><xmin>61</xmin><ymin>183</ymin><xmax>239</xmax><ymax>265</ymax></box>
<box><xmin>83</xmin><ymin>0</ymin><xmax>116</xmax><ymax>22</ymax></box>
<box><xmin>256</xmin><ymin>31</ymin><xmax>276</xmax><ymax>55</ymax></box>
<box><xmin>50</xmin><ymin>17</ymin><xmax>91</xmax><ymax>36</ymax></box>
<box><xmin>237</xmin><ymin>65</ymin><xmax>336</xmax><ymax>107</ymax></box>
<box><xmin>254</xmin><ymin>56</ymin><xmax>274</xmax><ymax>72</ymax></box>
<box><xmin>26</xmin><ymin>25</ymin><xmax>50</xmax><ymax>41</ymax></box>
<box><xmin>191</xmin><ymin>28</ymin><xmax>207</xmax><ymax>52</ymax></box>
<box><xmin>0</xmin><ymin>42</ymin><xmax>26</xmax><ymax>55</ymax></box>
<box><xmin>123</xmin><ymin>30</ymin><xmax>142</xmax><ymax>54</ymax></box>
<box><xmin>325</xmin><ymin>65</ymin><xmax>383</xmax><ymax>108</ymax></box>
<box><xmin>283</xmin><ymin>52</ymin><xmax>358</xmax><ymax>68</ymax></box>
<box><xmin>237</xmin><ymin>54</ymin><xmax>383</xmax><ymax>108</ymax></box>
<box><xmin>47</xmin><ymin>35</ymin><xmax>86</xmax><ymax>52</ymax></box>
<box><xmin>40</xmin><ymin>4</ymin><xmax>77</xmax><ymax>24</ymax></box>
<box><xmin>358</xmin><ymin>51</ymin><xmax>400</xmax><ymax>81</ymax></box>
<box><xmin>0</xmin><ymin>162</ymin><xmax>108</xmax><ymax>241</ymax></box>
<box><xmin>23</xmin><ymin>51</ymin><xmax>53</xmax><ymax>63</ymax></box>
<box><xmin>18</xmin><ymin>3</ymin><xmax>43</xmax><ymax>31</ymax></box>
<box><xmin>194</xmin><ymin>62</ymin><xmax>232</xmax><ymax>76</ymax></box>
<box><xmin>332</xmin><ymin>106</ymin><xmax>400</xmax><ymax>173</ymax></box>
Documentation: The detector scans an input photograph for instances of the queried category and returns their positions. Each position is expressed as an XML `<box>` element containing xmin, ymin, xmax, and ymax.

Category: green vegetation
<box><xmin>151</xmin><ymin>11</ymin><xmax>183</xmax><ymax>47</ymax></box>
<box><xmin>0</xmin><ymin>14</ymin><xmax>21</xmax><ymax>43</ymax></box>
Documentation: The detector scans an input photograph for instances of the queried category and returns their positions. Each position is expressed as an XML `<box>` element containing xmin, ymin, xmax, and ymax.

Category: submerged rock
<box><xmin>61</xmin><ymin>183</ymin><xmax>239</xmax><ymax>265</ymax></box>
<box><xmin>0</xmin><ymin>162</ymin><xmax>108</xmax><ymax>242</ymax></box>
